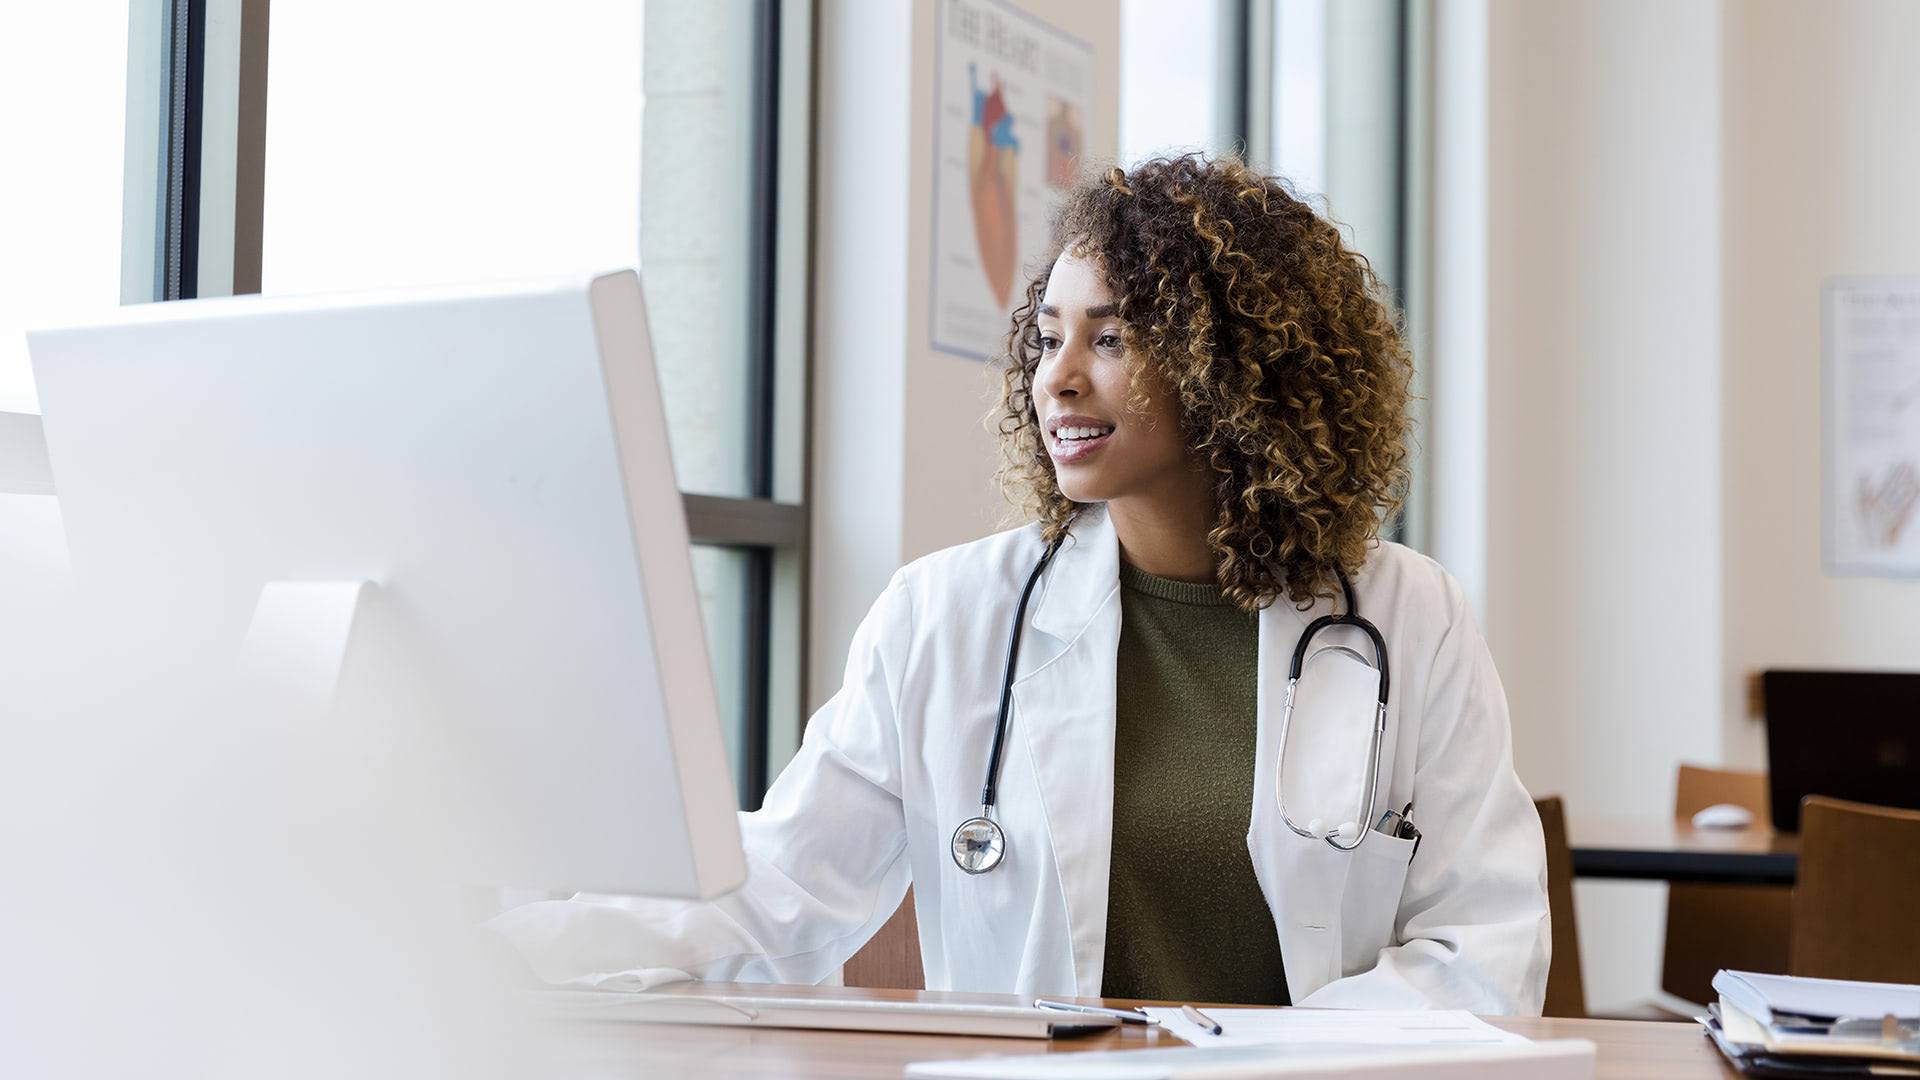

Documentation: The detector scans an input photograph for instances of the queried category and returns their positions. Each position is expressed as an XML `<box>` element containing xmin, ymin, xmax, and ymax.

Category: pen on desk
<box><xmin>1181</xmin><ymin>1004</ymin><xmax>1223</xmax><ymax>1035</ymax></box>
<box><xmin>1032</xmin><ymin>998</ymin><xmax>1158</xmax><ymax>1025</ymax></box>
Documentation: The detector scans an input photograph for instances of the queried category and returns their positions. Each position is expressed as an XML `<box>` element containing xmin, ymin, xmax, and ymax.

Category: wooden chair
<box><xmin>844</xmin><ymin>886</ymin><xmax>925</xmax><ymax>989</ymax></box>
<box><xmin>1790</xmin><ymin>795</ymin><xmax>1920</xmax><ymax>983</ymax></box>
<box><xmin>1661</xmin><ymin>765</ymin><xmax>1792</xmax><ymax>1005</ymax></box>
<box><xmin>1534</xmin><ymin>796</ymin><xmax>1588</xmax><ymax>1018</ymax></box>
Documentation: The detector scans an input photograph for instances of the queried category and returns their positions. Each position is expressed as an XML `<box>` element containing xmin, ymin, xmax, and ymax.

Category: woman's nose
<box><xmin>1038</xmin><ymin>343</ymin><xmax>1088</xmax><ymax>400</ymax></box>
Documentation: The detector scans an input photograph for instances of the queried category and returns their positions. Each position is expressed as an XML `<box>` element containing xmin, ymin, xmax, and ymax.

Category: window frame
<box><xmin>119</xmin><ymin>0</ymin><xmax>816</xmax><ymax>810</ymax></box>
<box><xmin>1231</xmin><ymin>0</ymin><xmax>1428</xmax><ymax>549</ymax></box>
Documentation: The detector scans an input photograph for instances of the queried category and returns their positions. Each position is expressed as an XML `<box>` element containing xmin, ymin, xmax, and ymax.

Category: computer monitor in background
<box><xmin>26</xmin><ymin>270</ymin><xmax>745</xmax><ymax>899</ymax></box>
<box><xmin>1762</xmin><ymin>669</ymin><xmax>1920</xmax><ymax>833</ymax></box>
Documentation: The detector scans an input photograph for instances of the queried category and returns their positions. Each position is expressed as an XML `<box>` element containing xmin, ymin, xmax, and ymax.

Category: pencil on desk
<box><xmin>1181</xmin><ymin>1004</ymin><xmax>1222</xmax><ymax>1035</ymax></box>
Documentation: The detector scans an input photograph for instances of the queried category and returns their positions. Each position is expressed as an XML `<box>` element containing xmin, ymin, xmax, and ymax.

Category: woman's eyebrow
<box><xmin>1035</xmin><ymin>303</ymin><xmax>1120</xmax><ymax>318</ymax></box>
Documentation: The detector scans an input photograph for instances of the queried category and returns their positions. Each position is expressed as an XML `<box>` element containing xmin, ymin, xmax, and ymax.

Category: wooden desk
<box><xmin>1569</xmin><ymin>817</ymin><xmax>1799</xmax><ymax>885</ymax></box>
<box><xmin>532</xmin><ymin>982</ymin><xmax>1738</xmax><ymax>1079</ymax></box>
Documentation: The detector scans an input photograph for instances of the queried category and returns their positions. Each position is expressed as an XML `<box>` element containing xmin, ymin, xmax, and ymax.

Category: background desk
<box><xmin>534</xmin><ymin>982</ymin><xmax>1737</xmax><ymax>1079</ymax></box>
<box><xmin>1569</xmin><ymin>817</ymin><xmax>1798</xmax><ymax>885</ymax></box>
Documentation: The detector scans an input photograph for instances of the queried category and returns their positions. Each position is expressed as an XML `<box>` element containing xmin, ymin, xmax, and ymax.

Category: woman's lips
<box><xmin>1049</xmin><ymin>429</ymin><xmax>1112</xmax><ymax>465</ymax></box>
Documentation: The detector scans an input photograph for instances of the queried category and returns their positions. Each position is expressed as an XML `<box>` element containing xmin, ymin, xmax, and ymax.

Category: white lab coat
<box><xmin>492</xmin><ymin>504</ymin><xmax>1550</xmax><ymax>1013</ymax></box>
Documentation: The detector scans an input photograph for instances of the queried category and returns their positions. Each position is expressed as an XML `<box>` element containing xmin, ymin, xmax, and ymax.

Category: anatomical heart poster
<box><xmin>931</xmin><ymin>0</ymin><xmax>1093</xmax><ymax>361</ymax></box>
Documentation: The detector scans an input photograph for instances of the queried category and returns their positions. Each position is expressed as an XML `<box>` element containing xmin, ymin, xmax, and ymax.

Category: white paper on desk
<box><xmin>906</xmin><ymin>1039</ymin><xmax>1596</xmax><ymax>1080</ymax></box>
<box><xmin>1141</xmin><ymin>1008</ymin><xmax>1529</xmax><ymax>1048</ymax></box>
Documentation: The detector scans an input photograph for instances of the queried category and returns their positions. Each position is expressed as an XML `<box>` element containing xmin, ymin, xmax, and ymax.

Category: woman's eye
<box><xmin>1098</xmin><ymin>334</ymin><xmax>1123</xmax><ymax>350</ymax></box>
<box><xmin>1037</xmin><ymin>334</ymin><xmax>1061</xmax><ymax>352</ymax></box>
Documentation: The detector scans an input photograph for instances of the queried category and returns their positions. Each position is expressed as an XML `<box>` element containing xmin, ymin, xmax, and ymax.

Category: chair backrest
<box><xmin>1791</xmin><ymin>795</ymin><xmax>1920</xmax><ymax>983</ymax></box>
<box><xmin>1674</xmin><ymin>763</ymin><xmax>1772</xmax><ymax>827</ymax></box>
<box><xmin>1533</xmin><ymin>796</ymin><xmax>1587</xmax><ymax>1018</ymax></box>
<box><xmin>1663</xmin><ymin>764</ymin><xmax>1791</xmax><ymax>1004</ymax></box>
<box><xmin>843</xmin><ymin>886</ymin><xmax>925</xmax><ymax>990</ymax></box>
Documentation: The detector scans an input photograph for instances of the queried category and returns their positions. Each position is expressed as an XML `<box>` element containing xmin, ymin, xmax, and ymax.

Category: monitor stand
<box><xmin>243</xmin><ymin>580</ymin><xmax>372</xmax><ymax>719</ymax></box>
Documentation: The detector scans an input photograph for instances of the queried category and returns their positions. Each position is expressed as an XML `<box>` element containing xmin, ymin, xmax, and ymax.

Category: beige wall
<box><xmin>900</xmin><ymin>1</ymin><xmax>1123</xmax><ymax>564</ymax></box>
<box><xmin>1482</xmin><ymin>0</ymin><xmax>1726</xmax><ymax>814</ymax></box>
<box><xmin>1442</xmin><ymin>0</ymin><xmax>1920</xmax><ymax>1011</ymax></box>
<box><xmin>810</xmin><ymin>0</ymin><xmax>1122</xmax><ymax>710</ymax></box>
<box><xmin>1720</xmin><ymin>0</ymin><xmax>1920</xmax><ymax>767</ymax></box>
<box><xmin>1475</xmin><ymin>0</ymin><xmax>1726</xmax><ymax>1011</ymax></box>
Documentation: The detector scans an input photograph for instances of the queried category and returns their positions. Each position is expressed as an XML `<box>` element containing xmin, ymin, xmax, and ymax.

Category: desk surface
<box><xmin>1569</xmin><ymin>816</ymin><xmax>1799</xmax><ymax>885</ymax></box>
<box><xmin>535</xmin><ymin>982</ymin><xmax>1736</xmax><ymax>1079</ymax></box>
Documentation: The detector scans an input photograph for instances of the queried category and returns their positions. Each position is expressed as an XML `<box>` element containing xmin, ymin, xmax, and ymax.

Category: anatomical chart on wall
<box><xmin>1826</xmin><ymin>279</ymin><xmax>1920</xmax><ymax>576</ymax></box>
<box><xmin>931</xmin><ymin>0</ymin><xmax>1093</xmax><ymax>361</ymax></box>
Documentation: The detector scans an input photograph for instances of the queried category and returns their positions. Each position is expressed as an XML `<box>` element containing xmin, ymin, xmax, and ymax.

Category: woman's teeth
<box><xmin>1055</xmin><ymin>425</ymin><xmax>1113</xmax><ymax>442</ymax></box>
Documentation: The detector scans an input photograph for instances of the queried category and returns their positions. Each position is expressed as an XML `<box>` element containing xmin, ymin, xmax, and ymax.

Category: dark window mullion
<box><xmin>1219</xmin><ymin>0</ymin><xmax>1252</xmax><ymax>155</ymax></box>
<box><xmin>160</xmin><ymin>0</ymin><xmax>206</xmax><ymax>301</ymax></box>
<box><xmin>747</xmin><ymin>0</ymin><xmax>782</xmax><ymax>501</ymax></box>
<box><xmin>740</xmin><ymin>545</ymin><xmax>773</xmax><ymax>809</ymax></box>
<box><xmin>736</xmin><ymin>0</ymin><xmax>784</xmax><ymax>806</ymax></box>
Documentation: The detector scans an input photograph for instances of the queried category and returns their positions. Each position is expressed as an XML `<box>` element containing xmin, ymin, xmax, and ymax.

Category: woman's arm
<box><xmin>487</xmin><ymin>572</ymin><xmax>918</xmax><ymax>989</ymax></box>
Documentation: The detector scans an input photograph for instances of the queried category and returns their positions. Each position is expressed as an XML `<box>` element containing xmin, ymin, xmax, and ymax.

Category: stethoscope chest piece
<box><xmin>951</xmin><ymin>529</ymin><xmax>1069</xmax><ymax>876</ymax></box>
<box><xmin>951</xmin><ymin>815</ymin><xmax>1006</xmax><ymax>874</ymax></box>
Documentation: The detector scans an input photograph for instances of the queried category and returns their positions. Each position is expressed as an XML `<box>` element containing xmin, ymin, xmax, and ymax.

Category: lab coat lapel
<box><xmin>1014</xmin><ymin>506</ymin><xmax>1120</xmax><ymax>997</ymax></box>
<box><xmin>1251</xmin><ymin>592</ymin><xmax>1359</xmax><ymax>1002</ymax></box>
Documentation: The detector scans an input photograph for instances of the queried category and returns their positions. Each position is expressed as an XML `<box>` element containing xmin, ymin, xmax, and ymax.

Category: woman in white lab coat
<box><xmin>494</xmin><ymin>155</ymin><xmax>1550</xmax><ymax>1013</ymax></box>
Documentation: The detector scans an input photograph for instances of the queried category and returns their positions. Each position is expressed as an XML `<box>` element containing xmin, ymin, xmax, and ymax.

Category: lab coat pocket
<box><xmin>1338</xmin><ymin>831</ymin><xmax>1416</xmax><ymax>974</ymax></box>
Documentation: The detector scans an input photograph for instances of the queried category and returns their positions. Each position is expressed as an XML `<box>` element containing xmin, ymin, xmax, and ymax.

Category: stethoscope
<box><xmin>1275</xmin><ymin>569</ymin><xmax>1391</xmax><ymax>851</ymax></box>
<box><xmin>949</xmin><ymin>531</ymin><xmax>1066</xmax><ymax>875</ymax></box>
<box><xmin>950</xmin><ymin>536</ymin><xmax>1393</xmax><ymax>875</ymax></box>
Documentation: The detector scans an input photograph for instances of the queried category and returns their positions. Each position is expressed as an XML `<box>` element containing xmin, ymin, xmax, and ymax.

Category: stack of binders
<box><xmin>1702</xmin><ymin>970</ymin><xmax>1920</xmax><ymax>1077</ymax></box>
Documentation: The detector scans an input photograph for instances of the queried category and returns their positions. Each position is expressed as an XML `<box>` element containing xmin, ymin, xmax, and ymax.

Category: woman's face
<box><xmin>1033</xmin><ymin>253</ymin><xmax>1197</xmax><ymax>507</ymax></box>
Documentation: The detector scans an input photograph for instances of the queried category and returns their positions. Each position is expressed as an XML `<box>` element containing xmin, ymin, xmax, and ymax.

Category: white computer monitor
<box><xmin>26</xmin><ymin>270</ymin><xmax>745</xmax><ymax>899</ymax></box>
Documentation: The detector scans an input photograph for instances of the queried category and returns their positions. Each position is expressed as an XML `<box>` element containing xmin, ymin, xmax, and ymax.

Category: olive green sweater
<box><xmin>1099</xmin><ymin>561</ymin><xmax>1290</xmax><ymax>1006</ymax></box>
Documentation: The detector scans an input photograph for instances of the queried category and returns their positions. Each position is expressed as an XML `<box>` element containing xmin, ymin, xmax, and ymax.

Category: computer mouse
<box><xmin>1691</xmin><ymin>803</ymin><xmax>1756</xmax><ymax>830</ymax></box>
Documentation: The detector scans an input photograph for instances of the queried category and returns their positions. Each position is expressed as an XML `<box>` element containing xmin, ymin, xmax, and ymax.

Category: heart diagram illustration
<box><xmin>967</xmin><ymin>64</ymin><xmax>1019</xmax><ymax>310</ymax></box>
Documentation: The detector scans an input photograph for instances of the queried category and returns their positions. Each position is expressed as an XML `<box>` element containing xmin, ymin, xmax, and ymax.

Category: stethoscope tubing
<box><xmin>1276</xmin><ymin>569</ymin><xmax>1392</xmax><ymax>851</ymax></box>
<box><xmin>1286</xmin><ymin>572</ymin><xmax>1391</xmax><ymax>698</ymax></box>
<box><xmin>950</xmin><ymin>530</ymin><xmax>1067</xmax><ymax>875</ymax></box>
<box><xmin>979</xmin><ymin>530</ymin><xmax>1067</xmax><ymax>815</ymax></box>
<box><xmin>957</xmin><ymin>536</ymin><xmax>1392</xmax><ymax>872</ymax></box>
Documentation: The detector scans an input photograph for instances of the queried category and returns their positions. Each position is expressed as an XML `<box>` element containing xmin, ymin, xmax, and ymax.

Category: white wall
<box><xmin>809</xmin><ymin>0</ymin><xmax>1121</xmax><ymax>710</ymax></box>
<box><xmin>810</xmin><ymin>0</ymin><xmax>917</xmax><ymax>712</ymax></box>
<box><xmin>1426</xmin><ymin>0</ymin><xmax>1488</xmax><ymax>618</ymax></box>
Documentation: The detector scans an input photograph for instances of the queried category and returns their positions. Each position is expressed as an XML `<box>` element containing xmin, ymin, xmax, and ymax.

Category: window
<box><xmin>107</xmin><ymin>0</ymin><xmax>812</xmax><ymax>809</ymax></box>
<box><xmin>1263</xmin><ymin>0</ymin><xmax>1427</xmax><ymax>549</ymax></box>
<box><xmin>0</xmin><ymin>7</ymin><xmax>129</xmax><ymax>415</ymax></box>
<box><xmin>1119</xmin><ymin>0</ymin><xmax>1229</xmax><ymax>165</ymax></box>
<box><xmin>1121</xmin><ymin>0</ymin><xmax>1428</xmax><ymax>549</ymax></box>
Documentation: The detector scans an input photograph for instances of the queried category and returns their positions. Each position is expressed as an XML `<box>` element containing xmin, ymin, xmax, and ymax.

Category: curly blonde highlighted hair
<box><xmin>992</xmin><ymin>154</ymin><xmax>1414</xmax><ymax>611</ymax></box>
